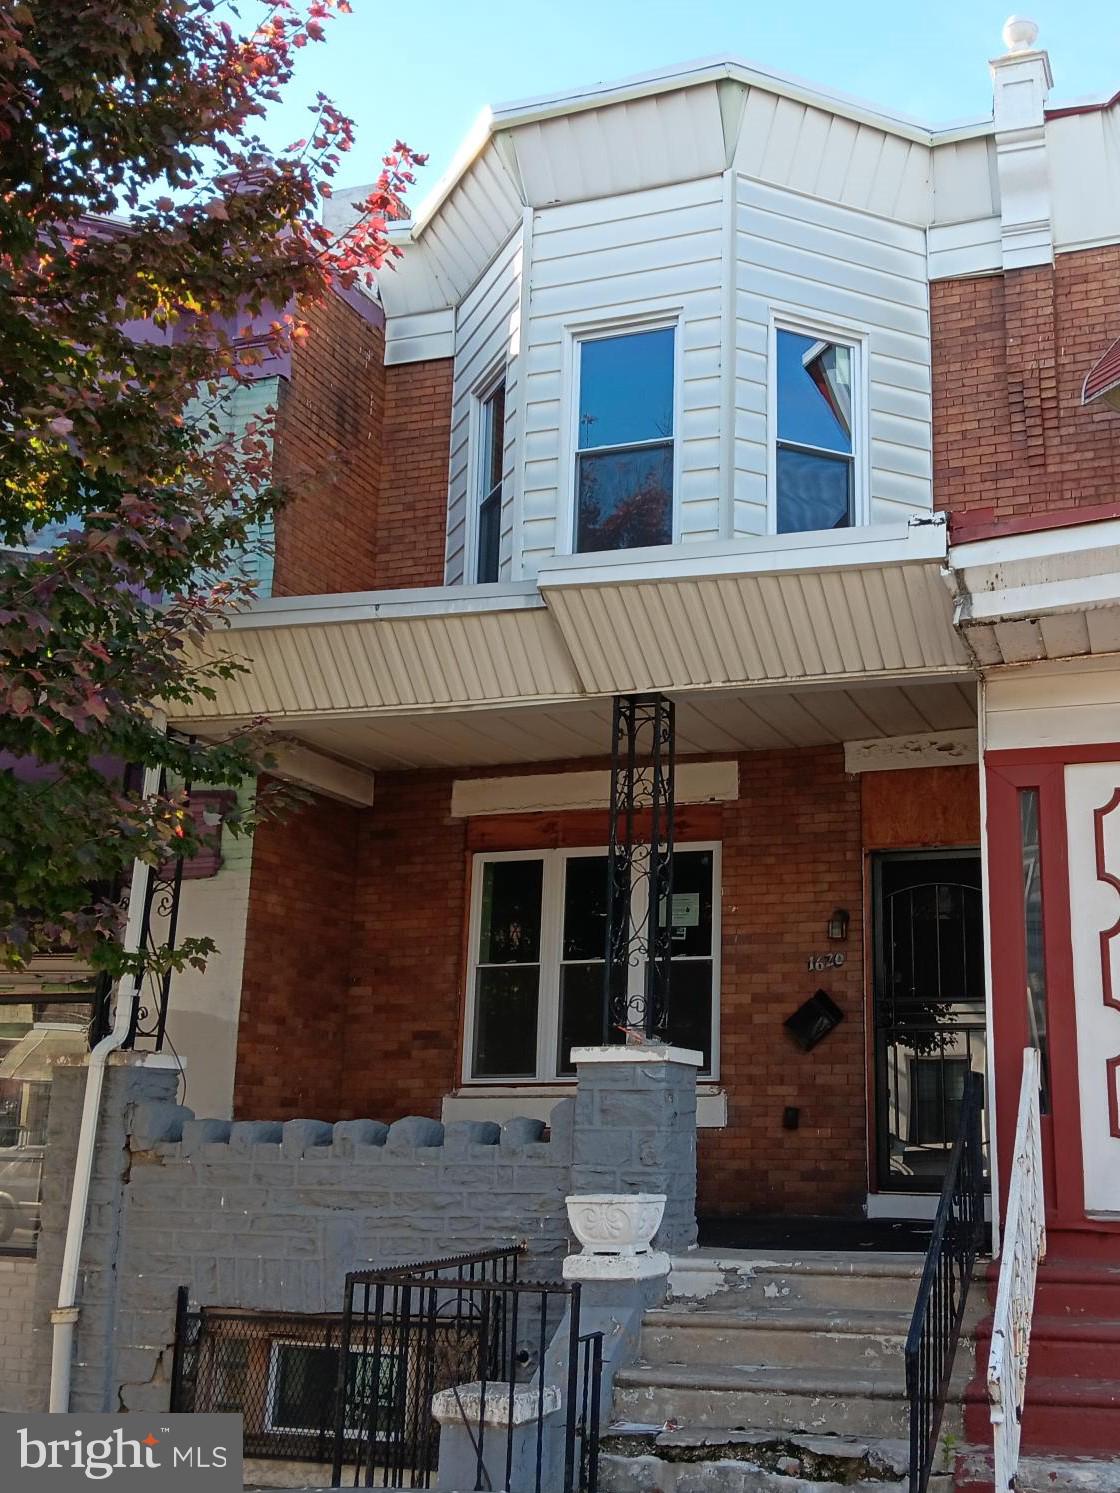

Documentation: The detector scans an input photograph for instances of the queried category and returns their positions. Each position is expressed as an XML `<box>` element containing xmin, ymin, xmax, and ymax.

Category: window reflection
<box><xmin>775</xmin><ymin>329</ymin><xmax>855</xmax><ymax>533</ymax></box>
<box><xmin>576</xmin><ymin>328</ymin><xmax>674</xmax><ymax>553</ymax></box>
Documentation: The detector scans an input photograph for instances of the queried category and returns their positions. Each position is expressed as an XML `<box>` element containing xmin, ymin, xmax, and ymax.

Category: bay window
<box><xmin>466</xmin><ymin>844</ymin><xmax>719</xmax><ymax>1081</ymax></box>
<box><xmin>474</xmin><ymin>378</ymin><xmax>506</xmax><ymax>583</ymax></box>
<box><xmin>574</xmin><ymin>325</ymin><xmax>675</xmax><ymax>553</ymax></box>
<box><xmin>773</xmin><ymin>324</ymin><xmax>861</xmax><ymax>534</ymax></box>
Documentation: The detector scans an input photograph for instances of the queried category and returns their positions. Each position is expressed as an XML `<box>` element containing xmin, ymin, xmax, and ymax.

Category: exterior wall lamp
<box><xmin>827</xmin><ymin>908</ymin><xmax>850</xmax><ymax>942</ymax></box>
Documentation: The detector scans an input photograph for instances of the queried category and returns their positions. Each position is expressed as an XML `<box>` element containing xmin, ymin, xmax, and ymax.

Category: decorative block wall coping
<box><xmin>128</xmin><ymin>1102</ymin><xmax>574</xmax><ymax>1159</ymax></box>
<box><xmin>570</xmin><ymin>1044</ymin><xmax>703</xmax><ymax>1067</ymax></box>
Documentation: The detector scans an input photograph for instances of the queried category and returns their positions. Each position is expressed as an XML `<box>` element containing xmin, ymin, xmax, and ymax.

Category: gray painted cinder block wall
<box><xmin>29</xmin><ymin>1047</ymin><xmax>698</xmax><ymax>1415</ymax></box>
<box><xmin>29</xmin><ymin>1059</ymin><xmax>181</xmax><ymax>1413</ymax></box>
<box><xmin>571</xmin><ymin>1054</ymin><xmax>698</xmax><ymax>1254</ymax></box>
<box><xmin>0</xmin><ymin>1256</ymin><xmax>40</xmax><ymax>1410</ymax></box>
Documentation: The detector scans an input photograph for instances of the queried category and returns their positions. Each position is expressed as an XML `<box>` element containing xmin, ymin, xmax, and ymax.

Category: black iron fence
<box><xmin>170</xmin><ymin>1248</ymin><xmax>602</xmax><ymax>1492</ymax></box>
<box><xmin>331</xmin><ymin>1247</ymin><xmax>602</xmax><ymax>1492</ymax></box>
<box><xmin>905</xmin><ymin>1071</ymin><xmax>986</xmax><ymax>1493</ymax></box>
<box><xmin>169</xmin><ymin>1288</ymin><xmax>365</xmax><ymax>1465</ymax></box>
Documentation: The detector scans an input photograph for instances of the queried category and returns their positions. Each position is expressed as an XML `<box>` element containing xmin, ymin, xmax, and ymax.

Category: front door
<box><xmin>872</xmin><ymin>851</ymin><xmax>989</xmax><ymax>1192</ymax></box>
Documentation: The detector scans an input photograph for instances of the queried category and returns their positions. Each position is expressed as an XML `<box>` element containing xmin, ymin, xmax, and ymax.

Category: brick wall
<box><xmin>700</xmin><ymin>747</ymin><xmax>867</xmax><ymax>1217</ymax></box>
<box><xmin>233</xmin><ymin>789</ymin><xmax>359</xmax><ymax>1117</ymax></box>
<box><xmin>0</xmin><ymin>1256</ymin><xmax>39</xmax><ymax>1410</ymax></box>
<box><xmin>345</xmin><ymin>773</ymin><xmax>466</xmax><ymax>1116</ymax></box>
<box><xmin>376</xmin><ymin>358</ymin><xmax>454</xmax><ymax>589</ymax></box>
<box><xmin>932</xmin><ymin>246</ymin><xmax>1120</xmax><ymax>537</ymax></box>
<box><xmin>272</xmin><ymin>292</ymin><xmax>386</xmax><ymax>596</ymax></box>
<box><xmin>233</xmin><ymin>747</ymin><xmax>878</xmax><ymax>1218</ymax></box>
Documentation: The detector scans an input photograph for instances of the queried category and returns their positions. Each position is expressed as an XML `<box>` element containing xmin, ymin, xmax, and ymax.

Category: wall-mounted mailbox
<box><xmin>784</xmin><ymin>989</ymin><xmax>844</xmax><ymax>1052</ymax></box>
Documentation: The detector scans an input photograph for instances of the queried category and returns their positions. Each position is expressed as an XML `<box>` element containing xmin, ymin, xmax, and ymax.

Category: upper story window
<box><xmin>774</xmin><ymin>327</ymin><xmax>859</xmax><ymax>534</ymax></box>
<box><xmin>474</xmin><ymin>378</ymin><xmax>506</xmax><ymax>583</ymax></box>
<box><xmin>575</xmin><ymin>326</ymin><xmax>674</xmax><ymax>553</ymax></box>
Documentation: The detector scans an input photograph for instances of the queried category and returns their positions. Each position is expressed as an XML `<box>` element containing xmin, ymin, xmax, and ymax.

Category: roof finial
<box><xmin>1002</xmin><ymin>15</ymin><xmax>1040</xmax><ymax>53</ymax></box>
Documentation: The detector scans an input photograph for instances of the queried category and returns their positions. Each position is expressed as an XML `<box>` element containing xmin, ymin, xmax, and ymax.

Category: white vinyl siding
<box><xmin>733</xmin><ymin>89</ymin><xmax>931</xmax><ymax>225</ymax></box>
<box><xmin>445</xmin><ymin>229</ymin><xmax>523</xmax><ymax>583</ymax></box>
<box><xmin>520</xmin><ymin>176</ymin><xmax>725</xmax><ymax>576</ymax></box>
<box><xmin>735</xmin><ymin>177</ymin><xmax>931</xmax><ymax>536</ymax></box>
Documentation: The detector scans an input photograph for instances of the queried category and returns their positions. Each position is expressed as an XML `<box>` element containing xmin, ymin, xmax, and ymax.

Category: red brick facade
<box><xmin>376</xmin><ymin>357</ymin><xmax>455</xmax><ymax>589</ymax></box>
<box><xmin>697</xmin><ymin>748</ymin><xmax>866</xmax><ymax>1216</ymax></box>
<box><xmin>234</xmin><ymin>789</ymin><xmax>358</xmax><ymax>1116</ymax></box>
<box><xmin>269</xmin><ymin>293</ymin><xmax>453</xmax><ymax>596</ymax></box>
<box><xmin>233</xmin><ymin>749</ymin><xmax>983</xmax><ymax>1216</ymax></box>
<box><xmin>272</xmin><ymin>293</ymin><xmax>387</xmax><ymax>596</ymax></box>
<box><xmin>932</xmin><ymin>246</ymin><xmax>1120</xmax><ymax>539</ymax></box>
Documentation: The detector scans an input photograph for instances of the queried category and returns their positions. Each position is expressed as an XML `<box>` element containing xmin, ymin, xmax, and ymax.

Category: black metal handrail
<box><xmin>331</xmin><ymin>1246</ymin><xmax>599</xmax><ymax>1492</ymax></box>
<box><xmin>905</xmin><ymin>1072</ymin><xmax>986</xmax><ymax>1493</ymax></box>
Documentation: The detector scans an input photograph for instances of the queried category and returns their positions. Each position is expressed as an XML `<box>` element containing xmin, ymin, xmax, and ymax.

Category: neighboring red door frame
<box><xmin>986</xmin><ymin>746</ymin><xmax>1120</xmax><ymax>1236</ymax></box>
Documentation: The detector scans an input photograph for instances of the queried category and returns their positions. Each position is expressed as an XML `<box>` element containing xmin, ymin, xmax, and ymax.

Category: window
<box><xmin>266</xmin><ymin>1341</ymin><xmax>395</xmax><ymax>1440</ymax></box>
<box><xmin>575</xmin><ymin>326</ymin><xmax>674</xmax><ymax>553</ymax></box>
<box><xmin>774</xmin><ymin>326</ymin><xmax>859</xmax><ymax>534</ymax></box>
<box><xmin>466</xmin><ymin>845</ymin><xmax>719</xmax><ymax>1081</ymax></box>
<box><xmin>474</xmin><ymin>380</ymin><xmax>505</xmax><ymax>583</ymax></box>
<box><xmin>909</xmin><ymin>1057</ymin><xmax>971</xmax><ymax>1146</ymax></box>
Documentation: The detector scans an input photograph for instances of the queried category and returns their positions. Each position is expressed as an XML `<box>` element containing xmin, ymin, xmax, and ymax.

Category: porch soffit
<box><xmin>948</xmin><ymin>517</ymin><xmax>1120</xmax><ymax>666</ymax></box>
<box><xmin>269</xmin><ymin>681</ymin><xmax>977</xmax><ymax>771</ymax></box>
<box><xmin>176</xmin><ymin>527</ymin><xmax>970</xmax><ymax>725</ymax></box>
<box><xmin>536</xmin><ymin>521</ymin><xmax>971</xmax><ymax>696</ymax></box>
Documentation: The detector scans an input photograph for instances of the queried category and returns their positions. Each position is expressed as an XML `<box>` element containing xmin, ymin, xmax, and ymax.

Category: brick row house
<box><xmin>6</xmin><ymin>18</ymin><xmax>1120</xmax><ymax>1484</ymax></box>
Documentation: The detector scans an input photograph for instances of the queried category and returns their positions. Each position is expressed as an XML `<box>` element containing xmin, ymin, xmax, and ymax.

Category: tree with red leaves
<box><xmin>0</xmin><ymin>1</ymin><xmax>423</xmax><ymax>974</ymax></box>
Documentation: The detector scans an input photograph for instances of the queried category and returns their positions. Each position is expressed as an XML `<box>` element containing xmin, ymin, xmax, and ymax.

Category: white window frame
<box><xmin>264</xmin><ymin>1339</ymin><xmax>396</xmax><ymax>1440</ymax></box>
<box><xmin>766</xmin><ymin>310</ymin><xmax>870</xmax><ymax>536</ymax></box>
<box><xmin>561</xmin><ymin>313</ymin><xmax>683</xmax><ymax>557</ymax></box>
<box><xmin>465</xmin><ymin>361</ymin><xmax>508</xmax><ymax>585</ymax></box>
<box><xmin>462</xmin><ymin>842</ymin><xmax>721</xmax><ymax>1084</ymax></box>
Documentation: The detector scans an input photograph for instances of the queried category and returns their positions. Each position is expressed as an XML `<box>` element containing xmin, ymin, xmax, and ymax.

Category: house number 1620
<box><xmin>807</xmin><ymin>952</ymin><xmax>846</xmax><ymax>971</ymax></box>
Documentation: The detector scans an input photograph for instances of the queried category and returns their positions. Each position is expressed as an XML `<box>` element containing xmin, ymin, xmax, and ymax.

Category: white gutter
<box><xmin>49</xmin><ymin>760</ymin><xmax>163</xmax><ymax>1414</ymax></box>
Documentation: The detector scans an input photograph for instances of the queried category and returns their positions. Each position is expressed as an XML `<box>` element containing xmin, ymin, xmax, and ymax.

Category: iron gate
<box><xmin>330</xmin><ymin>1247</ymin><xmax>602</xmax><ymax>1492</ymax></box>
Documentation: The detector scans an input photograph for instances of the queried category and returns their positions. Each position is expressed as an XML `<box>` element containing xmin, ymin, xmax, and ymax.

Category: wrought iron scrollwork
<box><xmin>602</xmin><ymin>693</ymin><xmax>675</xmax><ymax>1043</ymax></box>
<box><xmin>123</xmin><ymin>767</ymin><xmax>191</xmax><ymax>1052</ymax></box>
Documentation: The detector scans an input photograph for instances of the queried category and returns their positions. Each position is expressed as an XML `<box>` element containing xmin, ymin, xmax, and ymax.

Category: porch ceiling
<box><xmin>222</xmin><ymin>678</ymin><xmax>978</xmax><ymax>771</ymax></box>
<box><xmin>172</xmin><ymin>520</ymin><xmax>979</xmax><ymax>772</ymax></box>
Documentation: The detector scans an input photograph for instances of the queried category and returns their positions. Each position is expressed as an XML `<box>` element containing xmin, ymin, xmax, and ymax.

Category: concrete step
<box><xmin>668</xmin><ymin>1250</ymin><xmax>930</xmax><ymax>1314</ymax></box>
<box><xmin>598</xmin><ymin>1426</ymin><xmax>953</xmax><ymax>1493</ymax></box>
<box><xmin>612</xmin><ymin>1361</ymin><xmax>954</xmax><ymax>1440</ymax></box>
<box><xmin>640</xmin><ymin>1305</ymin><xmax>913</xmax><ymax>1372</ymax></box>
<box><xmin>954</xmin><ymin>1445</ymin><xmax>1120</xmax><ymax>1492</ymax></box>
<box><xmin>599</xmin><ymin>1456</ymin><xmax>931</xmax><ymax>1493</ymax></box>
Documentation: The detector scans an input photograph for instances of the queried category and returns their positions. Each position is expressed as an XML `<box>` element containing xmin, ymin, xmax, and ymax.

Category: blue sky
<box><xmin>267</xmin><ymin>3</ymin><xmax>1118</xmax><ymax>208</ymax></box>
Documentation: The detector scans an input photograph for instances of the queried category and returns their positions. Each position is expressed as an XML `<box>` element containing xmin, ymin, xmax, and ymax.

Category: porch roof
<box><xmin>173</xmin><ymin>520</ymin><xmax>975</xmax><ymax>777</ymax></box>
<box><xmin>947</xmin><ymin>516</ymin><xmax>1120</xmax><ymax>665</ymax></box>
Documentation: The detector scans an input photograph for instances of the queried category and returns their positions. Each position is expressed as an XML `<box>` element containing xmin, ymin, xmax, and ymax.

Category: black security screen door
<box><xmin>872</xmin><ymin>852</ymin><xmax>989</xmax><ymax>1193</ymax></box>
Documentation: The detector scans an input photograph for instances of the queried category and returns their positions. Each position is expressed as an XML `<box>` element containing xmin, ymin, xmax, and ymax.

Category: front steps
<box><xmin>953</xmin><ymin>1249</ymin><xmax>1120</xmax><ymax>1489</ymax></box>
<box><xmin>601</xmin><ymin>1249</ymin><xmax>977</xmax><ymax>1492</ymax></box>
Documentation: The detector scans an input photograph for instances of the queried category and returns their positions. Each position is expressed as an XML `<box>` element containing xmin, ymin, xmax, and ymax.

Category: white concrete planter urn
<box><xmin>565</xmin><ymin>1192</ymin><xmax>666</xmax><ymax>1257</ymax></box>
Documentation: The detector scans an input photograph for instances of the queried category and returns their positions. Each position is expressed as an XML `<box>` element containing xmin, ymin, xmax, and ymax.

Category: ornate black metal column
<box><xmin>123</xmin><ymin>765</ymin><xmax>191</xmax><ymax>1052</ymax></box>
<box><xmin>602</xmin><ymin>693</ymin><xmax>676</xmax><ymax>1043</ymax></box>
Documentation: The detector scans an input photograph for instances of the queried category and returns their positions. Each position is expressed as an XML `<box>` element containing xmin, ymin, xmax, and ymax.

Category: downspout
<box><xmin>942</xmin><ymin>545</ymin><xmax>1001</xmax><ymax>1248</ymax></box>
<box><xmin>49</xmin><ymin>760</ymin><xmax>163</xmax><ymax>1413</ymax></box>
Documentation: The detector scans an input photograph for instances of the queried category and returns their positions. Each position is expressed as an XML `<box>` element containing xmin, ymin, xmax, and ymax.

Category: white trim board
<box><xmin>451</xmin><ymin>761</ymin><xmax>739</xmax><ymax>817</ymax></box>
<box><xmin>843</xmin><ymin>730</ymin><xmax>978</xmax><ymax>775</ymax></box>
<box><xmin>442</xmin><ymin>1085</ymin><xmax>728</xmax><ymax>1129</ymax></box>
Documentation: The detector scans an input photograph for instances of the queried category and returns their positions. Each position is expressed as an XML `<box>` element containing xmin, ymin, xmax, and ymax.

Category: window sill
<box><xmin>442</xmin><ymin>1084</ymin><xmax>727</xmax><ymax>1130</ymax></box>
